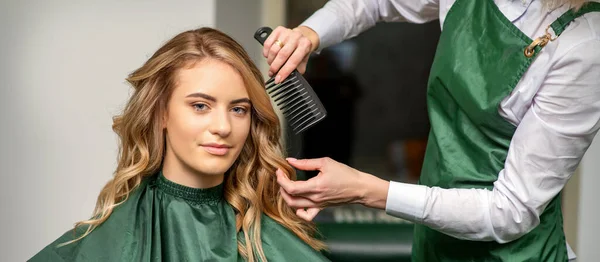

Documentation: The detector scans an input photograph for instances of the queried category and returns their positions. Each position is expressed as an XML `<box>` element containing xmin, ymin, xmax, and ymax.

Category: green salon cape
<box><xmin>29</xmin><ymin>173</ymin><xmax>329</xmax><ymax>262</ymax></box>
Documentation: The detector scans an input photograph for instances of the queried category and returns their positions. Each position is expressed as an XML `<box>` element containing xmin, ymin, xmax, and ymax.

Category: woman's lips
<box><xmin>201</xmin><ymin>143</ymin><xmax>231</xmax><ymax>156</ymax></box>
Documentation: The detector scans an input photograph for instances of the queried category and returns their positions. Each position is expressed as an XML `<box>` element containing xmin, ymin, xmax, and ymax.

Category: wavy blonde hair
<box><xmin>63</xmin><ymin>27</ymin><xmax>326</xmax><ymax>261</ymax></box>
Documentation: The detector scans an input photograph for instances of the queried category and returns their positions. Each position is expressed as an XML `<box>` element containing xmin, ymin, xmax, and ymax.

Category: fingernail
<box><xmin>286</xmin><ymin>157</ymin><xmax>297</xmax><ymax>162</ymax></box>
<box><xmin>268</xmin><ymin>71</ymin><xmax>273</xmax><ymax>77</ymax></box>
<box><xmin>275</xmin><ymin>75</ymin><xmax>281</xmax><ymax>83</ymax></box>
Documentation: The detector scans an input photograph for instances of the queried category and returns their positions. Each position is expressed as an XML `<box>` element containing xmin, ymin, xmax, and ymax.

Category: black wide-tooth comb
<box><xmin>254</xmin><ymin>26</ymin><xmax>327</xmax><ymax>135</ymax></box>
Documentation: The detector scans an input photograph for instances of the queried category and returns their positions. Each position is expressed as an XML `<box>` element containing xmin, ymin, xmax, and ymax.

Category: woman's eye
<box><xmin>193</xmin><ymin>103</ymin><xmax>208</xmax><ymax>111</ymax></box>
<box><xmin>232</xmin><ymin>106</ymin><xmax>248</xmax><ymax>115</ymax></box>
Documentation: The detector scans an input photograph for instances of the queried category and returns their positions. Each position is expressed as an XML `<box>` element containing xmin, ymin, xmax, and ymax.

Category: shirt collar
<box><xmin>499</xmin><ymin>0</ymin><xmax>534</xmax><ymax>22</ymax></box>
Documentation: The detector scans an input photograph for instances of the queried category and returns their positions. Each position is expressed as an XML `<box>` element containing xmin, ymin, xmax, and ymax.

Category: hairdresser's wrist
<box><xmin>293</xmin><ymin>26</ymin><xmax>320</xmax><ymax>53</ymax></box>
<box><xmin>356</xmin><ymin>172</ymin><xmax>389</xmax><ymax>210</ymax></box>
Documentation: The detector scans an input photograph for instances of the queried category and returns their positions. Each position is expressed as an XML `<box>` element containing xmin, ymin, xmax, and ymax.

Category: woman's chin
<box><xmin>191</xmin><ymin>160</ymin><xmax>235</xmax><ymax>177</ymax></box>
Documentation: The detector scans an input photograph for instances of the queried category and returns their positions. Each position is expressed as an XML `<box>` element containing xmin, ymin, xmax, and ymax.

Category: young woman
<box><xmin>30</xmin><ymin>27</ymin><xmax>329</xmax><ymax>262</ymax></box>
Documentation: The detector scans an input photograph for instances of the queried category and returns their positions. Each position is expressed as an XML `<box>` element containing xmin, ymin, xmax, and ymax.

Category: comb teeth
<box><xmin>265</xmin><ymin>72</ymin><xmax>326</xmax><ymax>134</ymax></box>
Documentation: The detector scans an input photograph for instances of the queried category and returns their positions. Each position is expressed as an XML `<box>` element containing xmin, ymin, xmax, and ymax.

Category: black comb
<box><xmin>254</xmin><ymin>26</ymin><xmax>327</xmax><ymax>135</ymax></box>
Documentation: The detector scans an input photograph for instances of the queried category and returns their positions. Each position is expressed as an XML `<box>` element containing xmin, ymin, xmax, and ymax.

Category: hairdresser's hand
<box><xmin>263</xmin><ymin>26</ymin><xmax>320</xmax><ymax>83</ymax></box>
<box><xmin>276</xmin><ymin>157</ymin><xmax>390</xmax><ymax>221</ymax></box>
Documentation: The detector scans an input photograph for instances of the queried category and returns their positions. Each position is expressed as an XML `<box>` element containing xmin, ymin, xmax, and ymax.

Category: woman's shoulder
<box><xmin>29</xmin><ymin>221</ymin><xmax>141</xmax><ymax>262</ymax></box>
<box><xmin>28</xmin><ymin>176</ymin><xmax>157</xmax><ymax>261</ymax></box>
<box><xmin>28</xmin><ymin>228</ymin><xmax>81</xmax><ymax>262</ymax></box>
<box><xmin>259</xmin><ymin>214</ymin><xmax>330</xmax><ymax>261</ymax></box>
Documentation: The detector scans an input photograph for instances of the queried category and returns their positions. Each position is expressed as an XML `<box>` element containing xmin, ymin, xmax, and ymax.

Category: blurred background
<box><xmin>1</xmin><ymin>0</ymin><xmax>597</xmax><ymax>261</ymax></box>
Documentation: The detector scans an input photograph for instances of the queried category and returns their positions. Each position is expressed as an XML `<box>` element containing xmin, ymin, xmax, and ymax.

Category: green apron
<box><xmin>29</xmin><ymin>172</ymin><xmax>329</xmax><ymax>262</ymax></box>
<box><xmin>414</xmin><ymin>0</ymin><xmax>600</xmax><ymax>261</ymax></box>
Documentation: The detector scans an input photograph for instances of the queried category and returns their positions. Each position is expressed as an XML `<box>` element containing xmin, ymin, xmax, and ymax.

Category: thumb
<box><xmin>276</xmin><ymin>168</ymin><xmax>318</xmax><ymax>195</ymax></box>
<box><xmin>296</xmin><ymin>207</ymin><xmax>321</xmax><ymax>221</ymax></box>
<box><xmin>286</xmin><ymin>157</ymin><xmax>326</xmax><ymax>171</ymax></box>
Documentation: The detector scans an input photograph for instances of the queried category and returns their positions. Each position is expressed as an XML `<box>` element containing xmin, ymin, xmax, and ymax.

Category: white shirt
<box><xmin>302</xmin><ymin>0</ymin><xmax>600</xmax><ymax>260</ymax></box>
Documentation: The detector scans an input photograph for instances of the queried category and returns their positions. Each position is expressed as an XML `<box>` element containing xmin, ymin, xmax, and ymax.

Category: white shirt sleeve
<box><xmin>300</xmin><ymin>0</ymin><xmax>440</xmax><ymax>51</ymax></box>
<box><xmin>385</xmin><ymin>38</ymin><xmax>600</xmax><ymax>243</ymax></box>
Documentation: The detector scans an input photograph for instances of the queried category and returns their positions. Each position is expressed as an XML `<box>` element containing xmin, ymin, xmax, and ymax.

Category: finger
<box><xmin>286</xmin><ymin>157</ymin><xmax>328</xmax><ymax>171</ymax></box>
<box><xmin>274</xmin><ymin>39</ymin><xmax>310</xmax><ymax>82</ymax></box>
<box><xmin>269</xmin><ymin>35</ymin><xmax>300</xmax><ymax>82</ymax></box>
<box><xmin>263</xmin><ymin>26</ymin><xmax>284</xmax><ymax>58</ymax></box>
<box><xmin>275</xmin><ymin>168</ymin><xmax>292</xmax><ymax>182</ymax></box>
<box><xmin>279</xmin><ymin>188</ymin><xmax>319</xmax><ymax>209</ymax></box>
<box><xmin>267</xmin><ymin>29</ymin><xmax>291</xmax><ymax>66</ymax></box>
<box><xmin>296</xmin><ymin>207</ymin><xmax>322</xmax><ymax>221</ymax></box>
<box><xmin>276</xmin><ymin>168</ymin><xmax>318</xmax><ymax>196</ymax></box>
<box><xmin>267</xmin><ymin>38</ymin><xmax>284</xmax><ymax>69</ymax></box>
<box><xmin>297</xmin><ymin>56</ymin><xmax>309</xmax><ymax>74</ymax></box>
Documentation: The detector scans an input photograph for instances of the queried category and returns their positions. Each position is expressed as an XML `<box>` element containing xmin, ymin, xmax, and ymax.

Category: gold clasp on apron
<box><xmin>524</xmin><ymin>25</ymin><xmax>558</xmax><ymax>58</ymax></box>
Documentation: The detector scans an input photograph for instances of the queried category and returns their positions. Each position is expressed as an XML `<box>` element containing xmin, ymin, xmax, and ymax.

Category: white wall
<box><xmin>0</xmin><ymin>1</ymin><xmax>217</xmax><ymax>261</ymax></box>
<box><xmin>577</xmin><ymin>139</ymin><xmax>600</xmax><ymax>261</ymax></box>
<box><xmin>216</xmin><ymin>0</ymin><xmax>262</xmax><ymax>70</ymax></box>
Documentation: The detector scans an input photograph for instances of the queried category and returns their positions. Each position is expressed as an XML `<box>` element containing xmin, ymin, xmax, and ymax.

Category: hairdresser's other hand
<box><xmin>262</xmin><ymin>26</ymin><xmax>319</xmax><ymax>83</ymax></box>
<box><xmin>276</xmin><ymin>157</ymin><xmax>390</xmax><ymax>221</ymax></box>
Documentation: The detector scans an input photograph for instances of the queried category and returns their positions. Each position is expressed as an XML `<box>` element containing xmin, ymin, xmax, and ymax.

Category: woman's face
<box><xmin>163</xmin><ymin>58</ymin><xmax>252</xmax><ymax>180</ymax></box>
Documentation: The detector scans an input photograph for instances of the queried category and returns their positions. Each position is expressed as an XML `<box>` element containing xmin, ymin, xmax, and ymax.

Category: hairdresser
<box><xmin>266</xmin><ymin>0</ymin><xmax>600</xmax><ymax>261</ymax></box>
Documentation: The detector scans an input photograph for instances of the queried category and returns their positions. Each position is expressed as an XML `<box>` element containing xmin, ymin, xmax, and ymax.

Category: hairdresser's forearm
<box><xmin>299</xmin><ymin>0</ymin><xmax>440</xmax><ymax>52</ymax></box>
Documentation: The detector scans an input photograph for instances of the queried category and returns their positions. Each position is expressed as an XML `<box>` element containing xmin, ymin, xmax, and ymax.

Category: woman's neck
<box><xmin>161</xmin><ymin>157</ymin><xmax>224</xmax><ymax>189</ymax></box>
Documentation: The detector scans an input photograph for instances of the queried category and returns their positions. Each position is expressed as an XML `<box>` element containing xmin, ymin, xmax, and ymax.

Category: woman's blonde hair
<box><xmin>544</xmin><ymin>0</ymin><xmax>590</xmax><ymax>10</ymax></box>
<box><xmin>63</xmin><ymin>27</ymin><xmax>325</xmax><ymax>261</ymax></box>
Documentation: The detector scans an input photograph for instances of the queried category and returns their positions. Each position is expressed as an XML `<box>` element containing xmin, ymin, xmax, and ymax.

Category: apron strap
<box><xmin>551</xmin><ymin>2</ymin><xmax>600</xmax><ymax>36</ymax></box>
<box><xmin>524</xmin><ymin>2</ymin><xmax>600</xmax><ymax>58</ymax></box>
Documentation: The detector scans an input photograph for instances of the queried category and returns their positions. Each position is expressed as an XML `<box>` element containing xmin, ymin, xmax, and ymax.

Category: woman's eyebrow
<box><xmin>186</xmin><ymin>92</ymin><xmax>250</xmax><ymax>105</ymax></box>
<box><xmin>186</xmin><ymin>92</ymin><xmax>216</xmax><ymax>102</ymax></box>
<box><xmin>230</xmin><ymin>98</ymin><xmax>251</xmax><ymax>105</ymax></box>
